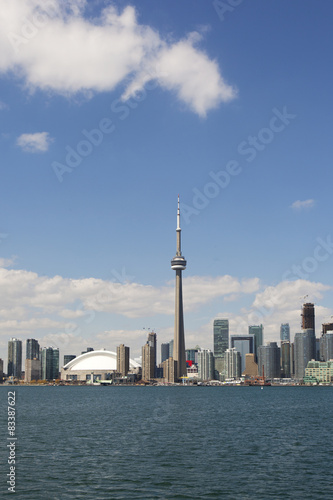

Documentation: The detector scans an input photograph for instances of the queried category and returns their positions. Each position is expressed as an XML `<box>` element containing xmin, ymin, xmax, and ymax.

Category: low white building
<box><xmin>61</xmin><ymin>349</ymin><xmax>140</xmax><ymax>382</ymax></box>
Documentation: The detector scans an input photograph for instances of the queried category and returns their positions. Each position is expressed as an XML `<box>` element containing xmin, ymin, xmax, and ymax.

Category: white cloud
<box><xmin>16</xmin><ymin>132</ymin><xmax>53</xmax><ymax>152</ymax></box>
<box><xmin>291</xmin><ymin>199</ymin><xmax>315</xmax><ymax>210</ymax></box>
<box><xmin>0</xmin><ymin>261</ymin><xmax>332</xmax><ymax>363</ymax></box>
<box><xmin>0</xmin><ymin>1</ymin><xmax>236</xmax><ymax>116</ymax></box>
<box><xmin>0</xmin><ymin>257</ymin><xmax>15</xmax><ymax>268</ymax></box>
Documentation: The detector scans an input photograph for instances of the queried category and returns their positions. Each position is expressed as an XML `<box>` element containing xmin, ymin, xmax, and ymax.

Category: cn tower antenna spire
<box><xmin>176</xmin><ymin>194</ymin><xmax>182</xmax><ymax>256</ymax></box>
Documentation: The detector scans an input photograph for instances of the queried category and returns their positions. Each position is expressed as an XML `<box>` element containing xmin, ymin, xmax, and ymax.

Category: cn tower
<box><xmin>171</xmin><ymin>195</ymin><xmax>187</xmax><ymax>380</ymax></box>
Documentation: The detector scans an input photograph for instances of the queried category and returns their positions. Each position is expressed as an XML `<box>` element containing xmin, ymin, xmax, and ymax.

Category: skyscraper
<box><xmin>41</xmin><ymin>347</ymin><xmax>59</xmax><ymax>380</ymax></box>
<box><xmin>8</xmin><ymin>338</ymin><xmax>22</xmax><ymax>379</ymax></box>
<box><xmin>258</xmin><ymin>342</ymin><xmax>281</xmax><ymax>379</ymax></box>
<box><xmin>320</xmin><ymin>331</ymin><xmax>333</xmax><ymax>362</ymax></box>
<box><xmin>281</xmin><ymin>341</ymin><xmax>291</xmax><ymax>378</ymax></box>
<box><xmin>302</xmin><ymin>303</ymin><xmax>315</xmax><ymax>332</ymax></box>
<box><xmin>294</xmin><ymin>329</ymin><xmax>316</xmax><ymax>380</ymax></box>
<box><xmin>26</xmin><ymin>338</ymin><xmax>40</xmax><ymax>360</ymax></box>
<box><xmin>249</xmin><ymin>325</ymin><xmax>263</xmax><ymax>361</ymax></box>
<box><xmin>214</xmin><ymin>319</ymin><xmax>229</xmax><ymax>357</ymax></box>
<box><xmin>225</xmin><ymin>348</ymin><xmax>241</xmax><ymax>379</ymax></box>
<box><xmin>171</xmin><ymin>196</ymin><xmax>186</xmax><ymax>380</ymax></box>
<box><xmin>230</xmin><ymin>335</ymin><xmax>255</xmax><ymax>374</ymax></box>
<box><xmin>142</xmin><ymin>342</ymin><xmax>155</xmax><ymax>381</ymax></box>
<box><xmin>280</xmin><ymin>324</ymin><xmax>290</xmax><ymax>342</ymax></box>
<box><xmin>64</xmin><ymin>354</ymin><xmax>76</xmax><ymax>365</ymax></box>
<box><xmin>117</xmin><ymin>344</ymin><xmax>129</xmax><ymax>376</ymax></box>
<box><xmin>147</xmin><ymin>331</ymin><xmax>157</xmax><ymax>377</ymax></box>
<box><xmin>161</xmin><ymin>343</ymin><xmax>170</xmax><ymax>363</ymax></box>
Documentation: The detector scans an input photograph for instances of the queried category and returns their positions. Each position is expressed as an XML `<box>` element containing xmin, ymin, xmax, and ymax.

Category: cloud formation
<box><xmin>291</xmin><ymin>199</ymin><xmax>315</xmax><ymax>210</ymax></box>
<box><xmin>16</xmin><ymin>132</ymin><xmax>53</xmax><ymax>152</ymax></box>
<box><xmin>0</xmin><ymin>1</ymin><xmax>236</xmax><ymax>116</ymax></box>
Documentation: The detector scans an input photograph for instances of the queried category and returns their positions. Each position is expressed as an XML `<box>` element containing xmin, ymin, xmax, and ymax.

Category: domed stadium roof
<box><xmin>63</xmin><ymin>349</ymin><xmax>140</xmax><ymax>371</ymax></box>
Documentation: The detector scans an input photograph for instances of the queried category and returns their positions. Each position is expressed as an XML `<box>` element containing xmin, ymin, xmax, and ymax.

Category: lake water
<box><xmin>1</xmin><ymin>386</ymin><xmax>333</xmax><ymax>499</ymax></box>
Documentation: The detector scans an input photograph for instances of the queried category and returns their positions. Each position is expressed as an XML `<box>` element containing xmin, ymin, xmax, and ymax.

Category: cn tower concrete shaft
<box><xmin>170</xmin><ymin>196</ymin><xmax>186</xmax><ymax>380</ymax></box>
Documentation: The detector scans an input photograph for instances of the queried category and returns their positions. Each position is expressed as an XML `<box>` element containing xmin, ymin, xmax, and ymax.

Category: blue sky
<box><xmin>0</xmin><ymin>0</ymin><xmax>332</xmax><ymax>367</ymax></box>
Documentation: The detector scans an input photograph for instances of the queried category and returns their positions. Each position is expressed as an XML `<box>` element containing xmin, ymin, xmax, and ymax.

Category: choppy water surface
<box><xmin>1</xmin><ymin>386</ymin><xmax>333</xmax><ymax>499</ymax></box>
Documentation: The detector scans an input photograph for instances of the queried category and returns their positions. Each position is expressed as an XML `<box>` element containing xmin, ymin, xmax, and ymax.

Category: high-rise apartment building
<box><xmin>280</xmin><ymin>324</ymin><xmax>290</xmax><ymax>342</ymax></box>
<box><xmin>258</xmin><ymin>342</ymin><xmax>281</xmax><ymax>379</ymax></box>
<box><xmin>41</xmin><ymin>347</ymin><xmax>59</xmax><ymax>380</ymax></box>
<box><xmin>8</xmin><ymin>338</ymin><xmax>22</xmax><ymax>379</ymax></box>
<box><xmin>249</xmin><ymin>325</ymin><xmax>263</xmax><ymax>361</ymax></box>
<box><xmin>225</xmin><ymin>348</ymin><xmax>241</xmax><ymax>379</ymax></box>
<box><xmin>294</xmin><ymin>329</ymin><xmax>316</xmax><ymax>380</ymax></box>
<box><xmin>117</xmin><ymin>344</ymin><xmax>130</xmax><ymax>376</ymax></box>
<box><xmin>197</xmin><ymin>350</ymin><xmax>214</xmax><ymax>381</ymax></box>
<box><xmin>213</xmin><ymin>319</ymin><xmax>229</xmax><ymax>357</ymax></box>
<box><xmin>142</xmin><ymin>342</ymin><xmax>155</xmax><ymax>381</ymax></box>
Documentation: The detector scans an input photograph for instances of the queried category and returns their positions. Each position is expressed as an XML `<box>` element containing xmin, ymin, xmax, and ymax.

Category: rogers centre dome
<box><xmin>61</xmin><ymin>349</ymin><xmax>140</xmax><ymax>381</ymax></box>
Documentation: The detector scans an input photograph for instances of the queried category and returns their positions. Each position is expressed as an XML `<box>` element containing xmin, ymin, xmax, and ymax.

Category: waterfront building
<box><xmin>41</xmin><ymin>347</ymin><xmax>59</xmax><ymax>380</ymax></box>
<box><xmin>117</xmin><ymin>344</ymin><xmax>130</xmax><ymax>376</ymax></box>
<box><xmin>280</xmin><ymin>323</ymin><xmax>290</xmax><ymax>342</ymax></box>
<box><xmin>171</xmin><ymin>196</ymin><xmax>187</xmax><ymax>380</ymax></box>
<box><xmin>302</xmin><ymin>303</ymin><xmax>315</xmax><ymax>332</ymax></box>
<box><xmin>294</xmin><ymin>329</ymin><xmax>316</xmax><ymax>380</ymax></box>
<box><xmin>197</xmin><ymin>349</ymin><xmax>214</xmax><ymax>381</ymax></box>
<box><xmin>142</xmin><ymin>342</ymin><xmax>155</xmax><ymax>381</ymax></box>
<box><xmin>26</xmin><ymin>338</ymin><xmax>40</xmax><ymax>360</ymax></box>
<box><xmin>64</xmin><ymin>354</ymin><xmax>76</xmax><ymax>365</ymax></box>
<box><xmin>0</xmin><ymin>358</ymin><xmax>3</xmax><ymax>382</ymax></box>
<box><xmin>25</xmin><ymin>359</ymin><xmax>41</xmax><ymax>382</ymax></box>
<box><xmin>257</xmin><ymin>342</ymin><xmax>280</xmax><ymax>379</ymax></box>
<box><xmin>8</xmin><ymin>338</ymin><xmax>22</xmax><ymax>379</ymax></box>
<box><xmin>242</xmin><ymin>353</ymin><xmax>258</xmax><ymax>377</ymax></box>
<box><xmin>281</xmin><ymin>341</ymin><xmax>291</xmax><ymax>378</ymax></box>
<box><xmin>186</xmin><ymin>363</ymin><xmax>199</xmax><ymax>379</ymax></box>
<box><xmin>161</xmin><ymin>343</ymin><xmax>170</xmax><ymax>363</ymax></box>
<box><xmin>305</xmin><ymin>360</ymin><xmax>333</xmax><ymax>383</ymax></box>
<box><xmin>225</xmin><ymin>348</ymin><xmax>241</xmax><ymax>379</ymax></box>
<box><xmin>249</xmin><ymin>325</ymin><xmax>263</xmax><ymax>360</ymax></box>
<box><xmin>61</xmin><ymin>349</ymin><xmax>140</xmax><ymax>381</ymax></box>
<box><xmin>230</xmin><ymin>335</ymin><xmax>255</xmax><ymax>374</ymax></box>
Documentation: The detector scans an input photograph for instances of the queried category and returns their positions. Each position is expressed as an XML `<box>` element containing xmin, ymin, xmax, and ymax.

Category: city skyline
<box><xmin>0</xmin><ymin>1</ymin><xmax>333</xmax><ymax>366</ymax></box>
